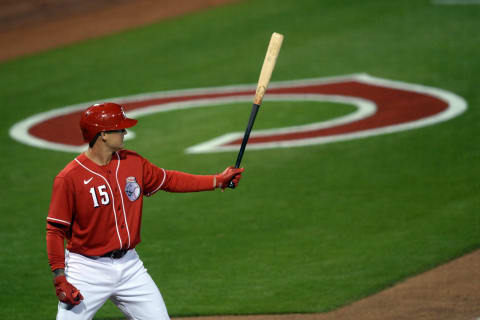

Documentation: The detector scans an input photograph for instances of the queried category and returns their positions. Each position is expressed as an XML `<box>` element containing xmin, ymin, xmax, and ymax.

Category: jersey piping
<box><xmin>145</xmin><ymin>168</ymin><xmax>167</xmax><ymax>196</ymax></box>
<box><xmin>114</xmin><ymin>152</ymin><xmax>131</xmax><ymax>248</ymax></box>
<box><xmin>47</xmin><ymin>217</ymin><xmax>71</xmax><ymax>226</ymax></box>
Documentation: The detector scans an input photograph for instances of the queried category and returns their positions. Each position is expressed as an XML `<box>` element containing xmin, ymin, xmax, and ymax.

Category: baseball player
<box><xmin>46</xmin><ymin>102</ymin><xmax>244</xmax><ymax>319</ymax></box>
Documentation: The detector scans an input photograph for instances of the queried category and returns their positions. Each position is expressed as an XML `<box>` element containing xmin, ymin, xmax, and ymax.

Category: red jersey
<box><xmin>46</xmin><ymin>150</ymin><xmax>214</xmax><ymax>270</ymax></box>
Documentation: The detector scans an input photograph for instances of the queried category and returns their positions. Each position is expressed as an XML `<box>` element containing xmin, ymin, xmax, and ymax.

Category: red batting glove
<box><xmin>215</xmin><ymin>166</ymin><xmax>244</xmax><ymax>190</ymax></box>
<box><xmin>54</xmin><ymin>276</ymin><xmax>84</xmax><ymax>306</ymax></box>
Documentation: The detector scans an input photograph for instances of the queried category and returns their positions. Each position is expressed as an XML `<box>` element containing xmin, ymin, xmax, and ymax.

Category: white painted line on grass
<box><xmin>433</xmin><ymin>0</ymin><xmax>480</xmax><ymax>5</ymax></box>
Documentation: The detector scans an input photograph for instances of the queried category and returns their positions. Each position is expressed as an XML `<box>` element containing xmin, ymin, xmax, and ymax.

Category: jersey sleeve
<box><xmin>142</xmin><ymin>157</ymin><xmax>168</xmax><ymax>196</ymax></box>
<box><xmin>142</xmin><ymin>157</ymin><xmax>215</xmax><ymax>195</ymax></box>
<box><xmin>46</xmin><ymin>223</ymin><xmax>67</xmax><ymax>271</ymax></box>
<box><xmin>46</xmin><ymin>176</ymin><xmax>74</xmax><ymax>227</ymax></box>
<box><xmin>162</xmin><ymin>170</ymin><xmax>215</xmax><ymax>193</ymax></box>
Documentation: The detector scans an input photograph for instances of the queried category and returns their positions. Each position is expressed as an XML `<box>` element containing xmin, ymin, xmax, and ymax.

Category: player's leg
<box><xmin>56</xmin><ymin>252</ymin><xmax>113</xmax><ymax>320</ymax></box>
<box><xmin>110</xmin><ymin>250</ymin><xmax>170</xmax><ymax>320</ymax></box>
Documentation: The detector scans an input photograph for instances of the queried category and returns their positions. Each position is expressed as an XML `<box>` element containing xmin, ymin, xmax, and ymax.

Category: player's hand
<box><xmin>215</xmin><ymin>166</ymin><xmax>244</xmax><ymax>190</ymax></box>
<box><xmin>54</xmin><ymin>275</ymin><xmax>84</xmax><ymax>306</ymax></box>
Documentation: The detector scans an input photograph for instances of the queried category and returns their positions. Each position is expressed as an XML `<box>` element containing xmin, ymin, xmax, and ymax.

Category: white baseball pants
<box><xmin>56</xmin><ymin>249</ymin><xmax>170</xmax><ymax>320</ymax></box>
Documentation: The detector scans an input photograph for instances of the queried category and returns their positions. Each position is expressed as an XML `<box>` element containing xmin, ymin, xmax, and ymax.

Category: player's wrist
<box><xmin>53</xmin><ymin>268</ymin><xmax>65</xmax><ymax>279</ymax></box>
<box><xmin>214</xmin><ymin>174</ymin><xmax>224</xmax><ymax>188</ymax></box>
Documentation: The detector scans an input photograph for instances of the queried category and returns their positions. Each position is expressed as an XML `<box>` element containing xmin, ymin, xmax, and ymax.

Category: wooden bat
<box><xmin>253</xmin><ymin>32</ymin><xmax>284</xmax><ymax>105</ymax></box>
<box><xmin>228</xmin><ymin>32</ymin><xmax>284</xmax><ymax>189</ymax></box>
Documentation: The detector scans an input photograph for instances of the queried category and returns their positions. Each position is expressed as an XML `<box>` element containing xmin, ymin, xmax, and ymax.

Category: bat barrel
<box><xmin>253</xmin><ymin>32</ymin><xmax>284</xmax><ymax>105</ymax></box>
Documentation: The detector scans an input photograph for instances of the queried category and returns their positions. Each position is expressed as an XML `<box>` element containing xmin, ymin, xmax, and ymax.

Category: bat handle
<box><xmin>227</xmin><ymin>156</ymin><xmax>243</xmax><ymax>189</ymax></box>
<box><xmin>227</xmin><ymin>160</ymin><xmax>241</xmax><ymax>189</ymax></box>
<box><xmin>227</xmin><ymin>169</ymin><xmax>239</xmax><ymax>189</ymax></box>
<box><xmin>228</xmin><ymin>103</ymin><xmax>260</xmax><ymax>189</ymax></box>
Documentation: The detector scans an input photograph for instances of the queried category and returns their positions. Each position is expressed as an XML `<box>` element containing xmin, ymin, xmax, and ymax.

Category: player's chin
<box><xmin>114</xmin><ymin>142</ymin><xmax>125</xmax><ymax>151</ymax></box>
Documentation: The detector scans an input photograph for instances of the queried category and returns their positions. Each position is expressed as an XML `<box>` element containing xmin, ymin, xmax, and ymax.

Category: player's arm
<box><xmin>162</xmin><ymin>168</ymin><xmax>244</xmax><ymax>192</ymax></box>
<box><xmin>46</xmin><ymin>177</ymin><xmax>72</xmax><ymax>273</ymax></box>
<box><xmin>46</xmin><ymin>176</ymin><xmax>84</xmax><ymax>306</ymax></box>
<box><xmin>142</xmin><ymin>157</ymin><xmax>244</xmax><ymax>195</ymax></box>
<box><xmin>46</xmin><ymin>221</ymin><xmax>84</xmax><ymax>306</ymax></box>
<box><xmin>46</xmin><ymin>222</ymin><xmax>67</xmax><ymax>272</ymax></box>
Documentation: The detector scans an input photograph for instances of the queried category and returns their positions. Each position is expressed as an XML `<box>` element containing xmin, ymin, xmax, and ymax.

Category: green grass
<box><xmin>1</xmin><ymin>0</ymin><xmax>479</xmax><ymax>318</ymax></box>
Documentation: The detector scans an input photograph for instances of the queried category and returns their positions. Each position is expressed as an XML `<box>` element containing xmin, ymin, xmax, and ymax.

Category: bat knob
<box><xmin>227</xmin><ymin>180</ymin><xmax>236</xmax><ymax>189</ymax></box>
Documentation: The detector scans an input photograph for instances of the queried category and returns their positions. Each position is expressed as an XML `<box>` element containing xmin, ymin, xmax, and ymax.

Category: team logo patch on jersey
<box><xmin>125</xmin><ymin>177</ymin><xmax>141</xmax><ymax>201</ymax></box>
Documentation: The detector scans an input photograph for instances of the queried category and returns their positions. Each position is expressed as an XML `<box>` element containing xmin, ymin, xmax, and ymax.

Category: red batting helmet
<box><xmin>79</xmin><ymin>102</ymin><xmax>138</xmax><ymax>142</ymax></box>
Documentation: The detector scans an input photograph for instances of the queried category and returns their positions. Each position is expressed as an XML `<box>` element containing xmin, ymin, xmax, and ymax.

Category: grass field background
<box><xmin>1</xmin><ymin>0</ymin><xmax>479</xmax><ymax>318</ymax></box>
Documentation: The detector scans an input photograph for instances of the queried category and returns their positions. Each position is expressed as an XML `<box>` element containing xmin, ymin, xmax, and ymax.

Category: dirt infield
<box><xmin>175</xmin><ymin>250</ymin><xmax>480</xmax><ymax>320</ymax></box>
<box><xmin>0</xmin><ymin>0</ymin><xmax>240</xmax><ymax>62</ymax></box>
<box><xmin>2</xmin><ymin>1</ymin><xmax>479</xmax><ymax>319</ymax></box>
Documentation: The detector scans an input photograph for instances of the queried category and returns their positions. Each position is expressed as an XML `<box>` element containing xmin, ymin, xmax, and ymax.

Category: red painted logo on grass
<box><xmin>9</xmin><ymin>74</ymin><xmax>467</xmax><ymax>153</ymax></box>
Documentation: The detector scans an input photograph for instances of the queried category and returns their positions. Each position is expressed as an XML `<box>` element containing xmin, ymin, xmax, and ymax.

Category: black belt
<box><xmin>101</xmin><ymin>249</ymin><xmax>128</xmax><ymax>259</ymax></box>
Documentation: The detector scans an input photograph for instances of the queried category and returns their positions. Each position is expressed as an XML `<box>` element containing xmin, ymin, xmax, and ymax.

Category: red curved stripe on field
<box><xmin>28</xmin><ymin>91</ymin><xmax>254</xmax><ymax>146</ymax></box>
<box><xmin>224</xmin><ymin>82</ymin><xmax>447</xmax><ymax>145</ymax></box>
<box><xmin>28</xmin><ymin>80</ymin><xmax>447</xmax><ymax>146</ymax></box>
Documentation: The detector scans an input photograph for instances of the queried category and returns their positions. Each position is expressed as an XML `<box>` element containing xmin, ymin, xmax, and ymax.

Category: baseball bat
<box><xmin>228</xmin><ymin>32</ymin><xmax>284</xmax><ymax>189</ymax></box>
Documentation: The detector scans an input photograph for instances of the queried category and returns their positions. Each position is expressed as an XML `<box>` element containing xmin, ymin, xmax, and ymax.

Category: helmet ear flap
<box><xmin>88</xmin><ymin>132</ymin><xmax>101</xmax><ymax>148</ymax></box>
